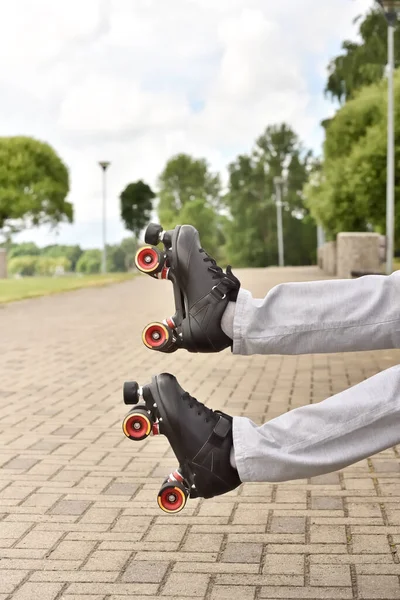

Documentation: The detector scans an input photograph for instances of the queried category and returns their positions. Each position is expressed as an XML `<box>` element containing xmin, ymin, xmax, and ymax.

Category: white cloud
<box><xmin>0</xmin><ymin>0</ymin><xmax>374</xmax><ymax>248</ymax></box>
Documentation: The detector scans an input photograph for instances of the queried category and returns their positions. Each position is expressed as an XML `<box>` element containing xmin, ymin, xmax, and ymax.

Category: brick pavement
<box><xmin>0</xmin><ymin>267</ymin><xmax>400</xmax><ymax>600</ymax></box>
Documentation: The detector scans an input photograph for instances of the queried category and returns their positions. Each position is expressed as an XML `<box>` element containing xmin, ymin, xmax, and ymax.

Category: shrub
<box><xmin>76</xmin><ymin>249</ymin><xmax>102</xmax><ymax>274</ymax></box>
<box><xmin>8</xmin><ymin>256</ymin><xmax>38</xmax><ymax>276</ymax></box>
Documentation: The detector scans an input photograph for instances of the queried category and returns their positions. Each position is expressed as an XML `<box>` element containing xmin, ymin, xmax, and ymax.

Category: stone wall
<box><xmin>318</xmin><ymin>233</ymin><xmax>383</xmax><ymax>278</ymax></box>
<box><xmin>0</xmin><ymin>249</ymin><xmax>6</xmax><ymax>279</ymax></box>
<box><xmin>336</xmin><ymin>232</ymin><xmax>381</xmax><ymax>279</ymax></box>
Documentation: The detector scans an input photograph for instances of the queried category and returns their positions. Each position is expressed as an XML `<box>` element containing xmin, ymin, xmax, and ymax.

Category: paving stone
<box><xmin>51</xmin><ymin>500</ymin><xmax>91</xmax><ymax>516</ymax></box>
<box><xmin>270</xmin><ymin>516</ymin><xmax>305</xmax><ymax>534</ymax></box>
<box><xmin>182</xmin><ymin>533</ymin><xmax>224</xmax><ymax>553</ymax></box>
<box><xmin>311</xmin><ymin>496</ymin><xmax>343</xmax><ymax>510</ymax></box>
<box><xmin>121</xmin><ymin>559</ymin><xmax>170</xmax><ymax>582</ymax></box>
<box><xmin>310</xmin><ymin>564</ymin><xmax>352</xmax><ymax>587</ymax></box>
<box><xmin>104</xmin><ymin>483</ymin><xmax>138</xmax><ymax>496</ymax></box>
<box><xmin>310</xmin><ymin>524</ymin><xmax>346</xmax><ymax>544</ymax></box>
<box><xmin>49</xmin><ymin>540</ymin><xmax>96</xmax><ymax>561</ymax></box>
<box><xmin>210</xmin><ymin>585</ymin><xmax>256</xmax><ymax>599</ymax></box>
<box><xmin>0</xmin><ymin>570</ymin><xmax>28</xmax><ymax>594</ymax></box>
<box><xmin>161</xmin><ymin>572</ymin><xmax>210</xmax><ymax>596</ymax></box>
<box><xmin>263</xmin><ymin>554</ymin><xmax>304</xmax><ymax>575</ymax></box>
<box><xmin>310</xmin><ymin>473</ymin><xmax>341</xmax><ymax>485</ymax></box>
<box><xmin>16</xmin><ymin>530</ymin><xmax>64</xmax><ymax>550</ymax></box>
<box><xmin>10</xmin><ymin>582</ymin><xmax>63</xmax><ymax>600</ymax></box>
<box><xmin>358</xmin><ymin>574</ymin><xmax>400</xmax><ymax>598</ymax></box>
<box><xmin>82</xmin><ymin>550</ymin><xmax>131</xmax><ymax>571</ymax></box>
<box><xmin>3</xmin><ymin>457</ymin><xmax>38</xmax><ymax>471</ymax></box>
<box><xmin>222</xmin><ymin>542</ymin><xmax>263</xmax><ymax>563</ymax></box>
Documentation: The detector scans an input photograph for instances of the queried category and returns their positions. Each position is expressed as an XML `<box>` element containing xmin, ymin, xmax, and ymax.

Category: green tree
<box><xmin>157</xmin><ymin>153</ymin><xmax>222</xmax><ymax>258</ymax></box>
<box><xmin>34</xmin><ymin>256</ymin><xmax>71</xmax><ymax>276</ymax></box>
<box><xmin>305</xmin><ymin>72</ymin><xmax>400</xmax><ymax>239</ymax></box>
<box><xmin>120</xmin><ymin>181</ymin><xmax>155</xmax><ymax>238</ymax></box>
<box><xmin>120</xmin><ymin>237</ymin><xmax>138</xmax><ymax>270</ymax></box>
<box><xmin>106</xmin><ymin>244</ymin><xmax>127</xmax><ymax>272</ymax></box>
<box><xmin>76</xmin><ymin>249</ymin><xmax>102</xmax><ymax>274</ymax></box>
<box><xmin>0</xmin><ymin>136</ymin><xmax>72</xmax><ymax>239</ymax></box>
<box><xmin>158</xmin><ymin>154</ymin><xmax>221</xmax><ymax>226</ymax></box>
<box><xmin>325</xmin><ymin>8</ymin><xmax>400</xmax><ymax>104</ymax></box>
<box><xmin>8</xmin><ymin>242</ymin><xmax>40</xmax><ymax>258</ymax></box>
<box><xmin>225</xmin><ymin>124</ymin><xmax>316</xmax><ymax>267</ymax></box>
<box><xmin>42</xmin><ymin>245</ymin><xmax>83</xmax><ymax>271</ymax></box>
<box><xmin>7</xmin><ymin>256</ymin><xmax>38</xmax><ymax>276</ymax></box>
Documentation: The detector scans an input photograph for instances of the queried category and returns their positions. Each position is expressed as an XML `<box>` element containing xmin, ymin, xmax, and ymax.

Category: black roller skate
<box><xmin>122</xmin><ymin>374</ymin><xmax>241</xmax><ymax>513</ymax></box>
<box><xmin>134</xmin><ymin>223</ymin><xmax>240</xmax><ymax>353</ymax></box>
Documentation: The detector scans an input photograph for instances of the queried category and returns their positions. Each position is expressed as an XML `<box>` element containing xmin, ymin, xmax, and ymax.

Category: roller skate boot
<box><xmin>122</xmin><ymin>374</ymin><xmax>241</xmax><ymax>513</ymax></box>
<box><xmin>135</xmin><ymin>223</ymin><xmax>240</xmax><ymax>353</ymax></box>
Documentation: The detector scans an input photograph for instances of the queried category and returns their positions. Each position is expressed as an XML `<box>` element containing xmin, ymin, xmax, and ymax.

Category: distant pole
<box><xmin>376</xmin><ymin>0</ymin><xmax>400</xmax><ymax>273</ymax></box>
<box><xmin>387</xmin><ymin>21</ymin><xmax>395</xmax><ymax>274</ymax></box>
<box><xmin>317</xmin><ymin>225</ymin><xmax>326</xmax><ymax>248</ymax></box>
<box><xmin>273</xmin><ymin>176</ymin><xmax>285</xmax><ymax>267</ymax></box>
<box><xmin>98</xmin><ymin>161</ymin><xmax>111</xmax><ymax>274</ymax></box>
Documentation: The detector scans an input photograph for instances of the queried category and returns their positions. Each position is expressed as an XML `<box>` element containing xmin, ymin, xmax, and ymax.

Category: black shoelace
<box><xmin>199</xmin><ymin>248</ymin><xmax>240</xmax><ymax>290</ymax></box>
<box><xmin>182</xmin><ymin>391</ymin><xmax>213</xmax><ymax>423</ymax></box>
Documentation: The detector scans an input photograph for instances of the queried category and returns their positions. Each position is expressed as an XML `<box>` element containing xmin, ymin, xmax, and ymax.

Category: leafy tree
<box><xmin>158</xmin><ymin>154</ymin><xmax>221</xmax><ymax>227</ymax></box>
<box><xmin>106</xmin><ymin>244</ymin><xmax>127</xmax><ymax>272</ymax></box>
<box><xmin>157</xmin><ymin>153</ymin><xmax>223</xmax><ymax>259</ymax></box>
<box><xmin>0</xmin><ymin>136</ymin><xmax>72</xmax><ymax>239</ymax></box>
<box><xmin>120</xmin><ymin>236</ymin><xmax>138</xmax><ymax>270</ymax></box>
<box><xmin>224</xmin><ymin>124</ymin><xmax>316</xmax><ymax>267</ymax></box>
<box><xmin>8</xmin><ymin>242</ymin><xmax>40</xmax><ymax>258</ymax></box>
<box><xmin>7</xmin><ymin>256</ymin><xmax>37</xmax><ymax>276</ymax></box>
<box><xmin>34</xmin><ymin>256</ymin><xmax>71</xmax><ymax>276</ymax></box>
<box><xmin>120</xmin><ymin>181</ymin><xmax>155</xmax><ymax>238</ymax></box>
<box><xmin>305</xmin><ymin>71</ymin><xmax>400</xmax><ymax>239</ymax></box>
<box><xmin>325</xmin><ymin>7</ymin><xmax>400</xmax><ymax>103</ymax></box>
<box><xmin>76</xmin><ymin>249</ymin><xmax>102</xmax><ymax>274</ymax></box>
<box><xmin>42</xmin><ymin>245</ymin><xmax>83</xmax><ymax>271</ymax></box>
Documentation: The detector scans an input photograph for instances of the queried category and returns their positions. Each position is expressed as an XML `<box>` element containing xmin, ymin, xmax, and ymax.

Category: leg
<box><xmin>222</xmin><ymin>271</ymin><xmax>400</xmax><ymax>355</ymax></box>
<box><xmin>233</xmin><ymin>364</ymin><xmax>400</xmax><ymax>482</ymax></box>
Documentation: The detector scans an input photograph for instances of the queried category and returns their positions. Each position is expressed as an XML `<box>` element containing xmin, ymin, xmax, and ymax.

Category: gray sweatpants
<box><xmin>221</xmin><ymin>271</ymin><xmax>400</xmax><ymax>483</ymax></box>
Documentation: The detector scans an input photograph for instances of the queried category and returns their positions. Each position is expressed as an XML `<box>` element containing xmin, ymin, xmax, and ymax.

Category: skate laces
<box><xmin>199</xmin><ymin>248</ymin><xmax>240</xmax><ymax>292</ymax></box>
<box><xmin>182</xmin><ymin>391</ymin><xmax>213</xmax><ymax>423</ymax></box>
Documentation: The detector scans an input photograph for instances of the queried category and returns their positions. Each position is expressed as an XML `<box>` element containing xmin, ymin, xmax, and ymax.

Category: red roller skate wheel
<box><xmin>157</xmin><ymin>483</ymin><xmax>187</xmax><ymax>513</ymax></box>
<box><xmin>122</xmin><ymin>409</ymin><xmax>152</xmax><ymax>441</ymax></box>
<box><xmin>135</xmin><ymin>247</ymin><xmax>160</xmax><ymax>274</ymax></box>
<box><xmin>142</xmin><ymin>323</ymin><xmax>170</xmax><ymax>349</ymax></box>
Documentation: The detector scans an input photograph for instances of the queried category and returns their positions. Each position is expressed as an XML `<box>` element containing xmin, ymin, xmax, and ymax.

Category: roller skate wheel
<box><xmin>123</xmin><ymin>381</ymin><xmax>140</xmax><ymax>405</ymax></box>
<box><xmin>157</xmin><ymin>481</ymin><xmax>188</xmax><ymax>513</ymax></box>
<box><xmin>122</xmin><ymin>409</ymin><xmax>152</xmax><ymax>441</ymax></box>
<box><xmin>145</xmin><ymin>223</ymin><xmax>164</xmax><ymax>246</ymax></box>
<box><xmin>135</xmin><ymin>247</ymin><xmax>162</xmax><ymax>274</ymax></box>
<box><xmin>142</xmin><ymin>323</ymin><xmax>172</xmax><ymax>350</ymax></box>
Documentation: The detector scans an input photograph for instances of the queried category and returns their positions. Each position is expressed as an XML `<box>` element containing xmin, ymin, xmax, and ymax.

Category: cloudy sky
<box><xmin>3</xmin><ymin>0</ymin><xmax>372</xmax><ymax>248</ymax></box>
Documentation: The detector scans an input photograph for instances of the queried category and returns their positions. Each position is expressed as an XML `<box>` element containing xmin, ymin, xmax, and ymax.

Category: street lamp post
<box><xmin>273</xmin><ymin>176</ymin><xmax>285</xmax><ymax>267</ymax></box>
<box><xmin>377</xmin><ymin>0</ymin><xmax>400</xmax><ymax>274</ymax></box>
<box><xmin>98</xmin><ymin>161</ymin><xmax>111</xmax><ymax>274</ymax></box>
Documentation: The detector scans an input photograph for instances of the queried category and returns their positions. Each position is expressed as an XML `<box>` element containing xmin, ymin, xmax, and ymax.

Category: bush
<box><xmin>76</xmin><ymin>250</ymin><xmax>102</xmax><ymax>274</ymax></box>
<box><xmin>34</xmin><ymin>256</ymin><xmax>71</xmax><ymax>276</ymax></box>
<box><xmin>8</xmin><ymin>255</ymin><xmax>71</xmax><ymax>276</ymax></box>
<box><xmin>8</xmin><ymin>256</ymin><xmax>38</xmax><ymax>276</ymax></box>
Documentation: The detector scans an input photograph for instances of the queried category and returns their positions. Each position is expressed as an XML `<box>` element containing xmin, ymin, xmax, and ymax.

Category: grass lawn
<box><xmin>0</xmin><ymin>273</ymin><xmax>134</xmax><ymax>303</ymax></box>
